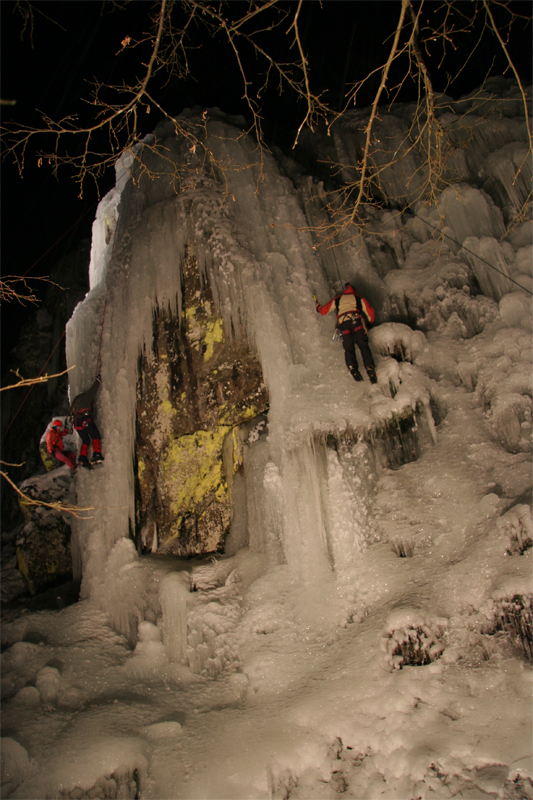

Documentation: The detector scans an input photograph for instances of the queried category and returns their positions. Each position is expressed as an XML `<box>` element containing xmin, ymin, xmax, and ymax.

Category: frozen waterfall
<box><xmin>2</xmin><ymin>78</ymin><xmax>531</xmax><ymax>800</ymax></box>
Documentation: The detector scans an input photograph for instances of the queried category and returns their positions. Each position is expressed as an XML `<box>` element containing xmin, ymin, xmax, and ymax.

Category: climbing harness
<box><xmin>334</xmin><ymin>287</ymin><xmax>368</xmax><ymax>339</ymax></box>
<box><xmin>337</xmin><ymin>312</ymin><xmax>366</xmax><ymax>335</ymax></box>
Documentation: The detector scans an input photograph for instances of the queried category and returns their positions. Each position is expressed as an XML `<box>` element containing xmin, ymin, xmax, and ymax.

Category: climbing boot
<box><xmin>350</xmin><ymin>369</ymin><xmax>363</xmax><ymax>382</ymax></box>
<box><xmin>91</xmin><ymin>452</ymin><xmax>104</xmax><ymax>465</ymax></box>
<box><xmin>78</xmin><ymin>455</ymin><xmax>92</xmax><ymax>469</ymax></box>
<box><xmin>366</xmin><ymin>366</ymin><xmax>378</xmax><ymax>384</ymax></box>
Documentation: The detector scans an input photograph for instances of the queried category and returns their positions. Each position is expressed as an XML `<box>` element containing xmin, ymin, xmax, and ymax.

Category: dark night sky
<box><xmin>1</xmin><ymin>1</ymin><xmax>531</xmax><ymax>361</ymax></box>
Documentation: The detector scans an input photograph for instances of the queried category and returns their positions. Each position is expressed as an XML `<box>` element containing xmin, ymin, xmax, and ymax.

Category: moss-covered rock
<box><xmin>135</xmin><ymin>248</ymin><xmax>268</xmax><ymax>555</ymax></box>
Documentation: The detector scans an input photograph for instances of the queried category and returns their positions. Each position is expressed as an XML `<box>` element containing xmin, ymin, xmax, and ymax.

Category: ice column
<box><xmin>261</xmin><ymin>460</ymin><xmax>285</xmax><ymax>564</ymax></box>
<box><xmin>160</xmin><ymin>572</ymin><xmax>190</xmax><ymax>663</ymax></box>
<box><xmin>324</xmin><ymin>447</ymin><xmax>368</xmax><ymax>573</ymax></box>
<box><xmin>242</xmin><ymin>439</ymin><xmax>284</xmax><ymax>564</ymax></box>
<box><xmin>280</xmin><ymin>441</ymin><xmax>332</xmax><ymax>585</ymax></box>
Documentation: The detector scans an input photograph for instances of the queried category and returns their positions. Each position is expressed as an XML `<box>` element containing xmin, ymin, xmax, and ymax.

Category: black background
<box><xmin>2</xmin><ymin>1</ymin><xmax>532</xmax><ymax>359</ymax></box>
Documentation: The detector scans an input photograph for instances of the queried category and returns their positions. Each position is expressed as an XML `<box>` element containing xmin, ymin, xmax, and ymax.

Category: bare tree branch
<box><xmin>1</xmin><ymin>367</ymin><xmax>74</xmax><ymax>392</ymax></box>
<box><xmin>483</xmin><ymin>0</ymin><xmax>532</xmax><ymax>155</ymax></box>
<box><xmin>1</xmin><ymin>1</ymin><xmax>531</xmax><ymax>234</ymax></box>
<box><xmin>339</xmin><ymin>0</ymin><xmax>410</xmax><ymax>231</ymax></box>
<box><xmin>0</xmin><ymin>275</ymin><xmax>61</xmax><ymax>305</ymax></box>
<box><xmin>1</xmin><ymin>466</ymin><xmax>94</xmax><ymax>519</ymax></box>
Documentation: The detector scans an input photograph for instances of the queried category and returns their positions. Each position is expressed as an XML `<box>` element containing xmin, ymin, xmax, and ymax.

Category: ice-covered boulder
<box><xmin>1</xmin><ymin>737</ymin><xmax>34</xmax><ymax>796</ymax></box>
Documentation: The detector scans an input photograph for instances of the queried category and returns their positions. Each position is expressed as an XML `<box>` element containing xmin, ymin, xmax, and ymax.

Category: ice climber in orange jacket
<box><xmin>316</xmin><ymin>283</ymin><xmax>378</xmax><ymax>384</ymax></box>
<box><xmin>46</xmin><ymin>420</ymin><xmax>77</xmax><ymax>470</ymax></box>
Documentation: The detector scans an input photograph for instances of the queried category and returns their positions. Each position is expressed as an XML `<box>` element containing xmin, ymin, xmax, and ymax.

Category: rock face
<box><xmin>14</xmin><ymin>470</ymin><xmax>75</xmax><ymax>596</ymax></box>
<box><xmin>135</xmin><ymin>247</ymin><xmax>268</xmax><ymax>556</ymax></box>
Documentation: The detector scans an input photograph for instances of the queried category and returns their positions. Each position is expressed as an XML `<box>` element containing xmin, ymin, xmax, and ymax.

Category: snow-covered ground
<box><xmin>1</xmin><ymin>79</ymin><xmax>532</xmax><ymax>799</ymax></box>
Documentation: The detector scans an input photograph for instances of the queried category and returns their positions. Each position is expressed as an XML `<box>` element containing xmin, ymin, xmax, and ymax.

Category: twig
<box><xmin>1</xmin><ymin>366</ymin><xmax>74</xmax><ymax>392</ymax></box>
<box><xmin>1</xmin><ymin>467</ymin><xmax>94</xmax><ymax>519</ymax></box>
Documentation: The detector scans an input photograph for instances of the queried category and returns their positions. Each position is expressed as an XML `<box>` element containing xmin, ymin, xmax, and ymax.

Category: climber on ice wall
<box><xmin>45</xmin><ymin>419</ymin><xmax>77</xmax><ymax>471</ymax></box>
<box><xmin>315</xmin><ymin>283</ymin><xmax>378</xmax><ymax>384</ymax></box>
<box><xmin>68</xmin><ymin>376</ymin><xmax>104</xmax><ymax>468</ymax></box>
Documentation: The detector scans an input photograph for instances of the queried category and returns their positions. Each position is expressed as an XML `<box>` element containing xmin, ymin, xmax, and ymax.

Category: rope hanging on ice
<box><xmin>413</xmin><ymin>211</ymin><xmax>533</xmax><ymax>297</ymax></box>
<box><xmin>94</xmin><ymin>216</ymin><xmax>120</xmax><ymax>378</ymax></box>
<box><xmin>20</xmin><ymin>202</ymin><xmax>98</xmax><ymax>280</ymax></box>
<box><xmin>330</xmin><ymin>242</ymin><xmax>343</xmax><ymax>286</ymax></box>
<box><xmin>95</xmin><ymin>288</ymin><xmax>108</xmax><ymax>379</ymax></box>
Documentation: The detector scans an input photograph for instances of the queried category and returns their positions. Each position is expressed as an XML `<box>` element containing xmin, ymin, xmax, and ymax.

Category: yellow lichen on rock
<box><xmin>231</xmin><ymin>426</ymin><xmax>243</xmax><ymax>472</ymax></box>
<box><xmin>203</xmin><ymin>318</ymin><xmax>225</xmax><ymax>362</ymax></box>
<box><xmin>219</xmin><ymin>403</ymin><xmax>258</xmax><ymax>426</ymax></box>
<box><xmin>159</xmin><ymin>399</ymin><xmax>175</xmax><ymax>418</ymax></box>
<box><xmin>162</xmin><ymin>427</ymin><xmax>231</xmax><ymax>515</ymax></box>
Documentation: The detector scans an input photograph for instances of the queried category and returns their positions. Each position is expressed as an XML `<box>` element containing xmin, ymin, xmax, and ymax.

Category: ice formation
<box><xmin>2</xmin><ymin>78</ymin><xmax>532</xmax><ymax>799</ymax></box>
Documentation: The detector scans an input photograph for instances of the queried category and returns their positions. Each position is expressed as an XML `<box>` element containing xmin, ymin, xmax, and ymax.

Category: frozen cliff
<box><xmin>1</xmin><ymin>77</ymin><xmax>532</xmax><ymax>800</ymax></box>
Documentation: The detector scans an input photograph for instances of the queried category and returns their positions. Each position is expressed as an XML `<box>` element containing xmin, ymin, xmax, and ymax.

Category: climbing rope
<box><xmin>93</xmin><ymin>216</ymin><xmax>120</xmax><ymax>378</ymax></box>
<box><xmin>329</xmin><ymin>240</ymin><xmax>344</xmax><ymax>286</ymax></box>
<box><xmin>21</xmin><ymin>201</ymin><xmax>98</xmax><ymax>279</ymax></box>
<box><xmin>324</xmin><ymin>207</ymin><xmax>531</xmax><ymax>299</ymax></box>
<box><xmin>94</xmin><ymin>288</ymin><xmax>108</xmax><ymax>378</ymax></box>
<box><xmin>411</xmin><ymin>211</ymin><xmax>533</xmax><ymax>297</ymax></box>
<box><xmin>1</xmin><ymin>330</ymin><xmax>66</xmax><ymax>446</ymax></box>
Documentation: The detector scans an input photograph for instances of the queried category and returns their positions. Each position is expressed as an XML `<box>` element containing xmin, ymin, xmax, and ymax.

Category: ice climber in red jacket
<box><xmin>46</xmin><ymin>420</ymin><xmax>77</xmax><ymax>470</ymax></box>
<box><xmin>315</xmin><ymin>283</ymin><xmax>378</xmax><ymax>384</ymax></box>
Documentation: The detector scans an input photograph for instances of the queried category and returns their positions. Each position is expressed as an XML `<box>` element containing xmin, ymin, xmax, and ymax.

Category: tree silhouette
<box><xmin>2</xmin><ymin>1</ymin><xmax>531</xmax><ymax>242</ymax></box>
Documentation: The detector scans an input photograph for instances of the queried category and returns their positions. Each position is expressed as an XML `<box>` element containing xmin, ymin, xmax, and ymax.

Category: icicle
<box><xmin>482</xmin><ymin>143</ymin><xmax>532</xmax><ymax>219</ymax></box>
<box><xmin>423</xmin><ymin>400</ymin><xmax>438</xmax><ymax>445</ymax></box>
<box><xmin>95</xmin><ymin>539</ymin><xmax>147</xmax><ymax>645</ymax></box>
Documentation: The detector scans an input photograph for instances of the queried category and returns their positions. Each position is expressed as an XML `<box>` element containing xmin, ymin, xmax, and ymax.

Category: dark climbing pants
<box><xmin>74</xmin><ymin>414</ymin><xmax>102</xmax><ymax>458</ymax></box>
<box><xmin>341</xmin><ymin>325</ymin><xmax>375</xmax><ymax>374</ymax></box>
